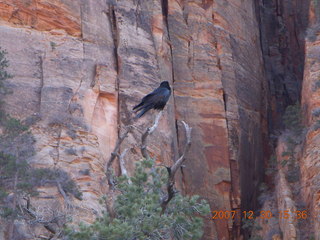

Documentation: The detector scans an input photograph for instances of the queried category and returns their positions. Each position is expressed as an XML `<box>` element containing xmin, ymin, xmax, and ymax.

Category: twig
<box><xmin>22</xmin><ymin>206</ymin><xmax>57</xmax><ymax>234</ymax></box>
<box><xmin>169</xmin><ymin>121</ymin><xmax>192</xmax><ymax>176</ymax></box>
<box><xmin>44</xmin><ymin>224</ymin><xmax>56</xmax><ymax>234</ymax></box>
<box><xmin>23</xmin><ymin>206</ymin><xmax>37</xmax><ymax>218</ymax></box>
<box><xmin>141</xmin><ymin>111</ymin><xmax>163</xmax><ymax>159</ymax></box>
<box><xmin>106</xmin><ymin>126</ymin><xmax>133</xmax><ymax>187</ymax></box>
<box><xmin>105</xmin><ymin>147</ymin><xmax>130</xmax><ymax>219</ymax></box>
<box><xmin>160</xmin><ymin>121</ymin><xmax>192</xmax><ymax>214</ymax></box>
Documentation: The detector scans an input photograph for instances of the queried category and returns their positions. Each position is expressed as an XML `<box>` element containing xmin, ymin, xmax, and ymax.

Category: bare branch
<box><xmin>160</xmin><ymin>121</ymin><xmax>192</xmax><ymax>214</ymax></box>
<box><xmin>22</xmin><ymin>204</ymin><xmax>66</xmax><ymax>235</ymax></box>
<box><xmin>106</xmin><ymin>126</ymin><xmax>133</xmax><ymax>187</ymax></box>
<box><xmin>105</xmin><ymin>193</ymin><xmax>116</xmax><ymax>220</ymax></box>
<box><xmin>119</xmin><ymin>148</ymin><xmax>129</xmax><ymax>177</ymax></box>
<box><xmin>170</xmin><ymin>121</ymin><xmax>192</xmax><ymax>176</ymax></box>
<box><xmin>56</xmin><ymin>180</ymin><xmax>72</xmax><ymax>208</ymax></box>
<box><xmin>141</xmin><ymin>111</ymin><xmax>163</xmax><ymax>159</ymax></box>
<box><xmin>43</xmin><ymin>224</ymin><xmax>56</xmax><ymax>234</ymax></box>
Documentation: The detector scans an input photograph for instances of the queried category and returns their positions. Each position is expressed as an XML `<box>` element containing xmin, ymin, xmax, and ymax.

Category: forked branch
<box><xmin>160</xmin><ymin>121</ymin><xmax>192</xmax><ymax>214</ymax></box>
<box><xmin>106</xmin><ymin>126</ymin><xmax>133</xmax><ymax>187</ymax></box>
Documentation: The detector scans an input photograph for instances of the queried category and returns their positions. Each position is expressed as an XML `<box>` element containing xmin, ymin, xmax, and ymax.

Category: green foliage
<box><xmin>0</xmin><ymin>47</ymin><xmax>28</xmax><ymax>137</ymax></box>
<box><xmin>281</xmin><ymin>151</ymin><xmax>291</xmax><ymax>157</ymax></box>
<box><xmin>281</xmin><ymin>103</ymin><xmax>302</xmax><ymax>184</ymax></box>
<box><xmin>0</xmin><ymin>48</ymin><xmax>11</xmax><ymax>124</ymax></box>
<box><xmin>315</xmin><ymin>0</ymin><xmax>320</xmax><ymax>21</ymax></box>
<box><xmin>312</xmin><ymin>108</ymin><xmax>320</xmax><ymax>118</ymax></box>
<box><xmin>249</xmin><ymin>236</ymin><xmax>263</xmax><ymax>240</ymax></box>
<box><xmin>242</xmin><ymin>218</ymin><xmax>263</xmax><ymax>240</ymax></box>
<box><xmin>283</xmin><ymin>102</ymin><xmax>303</xmax><ymax>136</ymax></box>
<box><xmin>0</xmin><ymin>152</ymin><xmax>83</xmax><ymax>219</ymax></box>
<box><xmin>0</xmin><ymin>47</ymin><xmax>12</xmax><ymax>91</ymax></box>
<box><xmin>28</xmin><ymin>168</ymin><xmax>83</xmax><ymax>199</ymax></box>
<box><xmin>50</xmin><ymin>41</ymin><xmax>57</xmax><ymax>51</ymax></box>
<box><xmin>313</xmin><ymin>80</ymin><xmax>320</xmax><ymax>91</ymax></box>
<box><xmin>306</xmin><ymin>23</ymin><xmax>320</xmax><ymax>42</ymax></box>
<box><xmin>265</xmin><ymin>154</ymin><xmax>277</xmax><ymax>176</ymax></box>
<box><xmin>281</xmin><ymin>159</ymin><xmax>288</xmax><ymax>167</ymax></box>
<box><xmin>0</xmin><ymin>206</ymin><xmax>15</xmax><ymax>218</ymax></box>
<box><xmin>0</xmin><ymin>188</ymin><xmax>8</xmax><ymax>202</ymax></box>
<box><xmin>311</xmin><ymin>120</ymin><xmax>320</xmax><ymax>131</ymax></box>
<box><xmin>3</xmin><ymin>116</ymin><xmax>29</xmax><ymax>136</ymax></box>
<box><xmin>285</xmin><ymin>165</ymin><xmax>300</xmax><ymax>183</ymax></box>
<box><xmin>257</xmin><ymin>182</ymin><xmax>271</xmax><ymax>205</ymax></box>
<box><xmin>65</xmin><ymin>147</ymin><xmax>77</xmax><ymax>155</ymax></box>
<box><xmin>0</xmin><ymin>48</ymin><xmax>83</xmax><ymax>230</ymax></box>
<box><xmin>65</xmin><ymin>159</ymin><xmax>210</xmax><ymax>240</ymax></box>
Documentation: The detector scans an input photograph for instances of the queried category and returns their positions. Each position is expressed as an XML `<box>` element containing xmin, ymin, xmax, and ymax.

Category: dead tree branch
<box><xmin>56</xmin><ymin>180</ymin><xmax>72</xmax><ymax>209</ymax></box>
<box><xmin>141</xmin><ymin>111</ymin><xmax>163</xmax><ymax>159</ymax></box>
<box><xmin>22</xmin><ymin>202</ymin><xmax>66</xmax><ymax>235</ymax></box>
<box><xmin>119</xmin><ymin>148</ymin><xmax>130</xmax><ymax>179</ymax></box>
<box><xmin>160</xmin><ymin>121</ymin><xmax>192</xmax><ymax>214</ymax></box>
<box><xmin>106</xmin><ymin>126</ymin><xmax>133</xmax><ymax>187</ymax></box>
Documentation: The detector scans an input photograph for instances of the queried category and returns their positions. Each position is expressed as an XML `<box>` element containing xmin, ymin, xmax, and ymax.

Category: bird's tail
<box><xmin>133</xmin><ymin>102</ymin><xmax>144</xmax><ymax>111</ymax></box>
<box><xmin>134</xmin><ymin>105</ymin><xmax>152</xmax><ymax>119</ymax></box>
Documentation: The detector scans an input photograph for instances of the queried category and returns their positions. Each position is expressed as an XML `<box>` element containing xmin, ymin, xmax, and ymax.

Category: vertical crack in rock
<box><xmin>250</xmin><ymin>0</ymin><xmax>311</xmax><ymax>238</ymax></box>
<box><xmin>55</xmin><ymin>128</ymin><xmax>62</xmax><ymax>166</ymax></box>
<box><xmin>161</xmin><ymin>0</ymin><xmax>174</xmax><ymax>84</ymax></box>
<box><xmin>161</xmin><ymin>0</ymin><xmax>187</xmax><ymax>191</ymax></box>
<box><xmin>105</xmin><ymin>3</ymin><xmax>120</xmax><ymax>139</ymax></box>
<box><xmin>161</xmin><ymin>0</ymin><xmax>169</xmax><ymax>28</ymax></box>
<box><xmin>157</xmin><ymin>0</ymin><xmax>187</xmax><ymax>195</ymax></box>
<box><xmin>108</xmin><ymin>4</ymin><xmax>119</xmax><ymax>75</ymax></box>
<box><xmin>79</xmin><ymin>2</ymin><xmax>84</xmax><ymax>39</ymax></box>
<box><xmin>257</xmin><ymin>0</ymin><xmax>310</xmax><ymax>130</ymax></box>
<box><xmin>37</xmin><ymin>54</ymin><xmax>44</xmax><ymax>115</ymax></box>
<box><xmin>111</xmin><ymin>4</ymin><xmax>120</xmax><ymax>135</ymax></box>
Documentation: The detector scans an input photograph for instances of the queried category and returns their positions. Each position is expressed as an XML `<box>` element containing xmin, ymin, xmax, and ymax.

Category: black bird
<box><xmin>133</xmin><ymin>81</ymin><xmax>171</xmax><ymax>118</ymax></box>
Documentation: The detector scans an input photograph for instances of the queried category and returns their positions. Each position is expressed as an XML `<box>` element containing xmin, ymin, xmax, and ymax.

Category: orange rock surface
<box><xmin>0</xmin><ymin>0</ymin><xmax>81</xmax><ymax>37</ymax></box>
<box><xmin>0</xmin><ymin>0</ymin><xmax>317</xmax><ymax>239</ymax></box>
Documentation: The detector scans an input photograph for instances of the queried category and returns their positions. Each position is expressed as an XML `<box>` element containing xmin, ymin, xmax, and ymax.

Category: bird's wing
<box><xmin>146</xmin><ymin>88</ymin><xmax>170</xmax><ymax>108</ymax></box>
<box><xmin>133</xmin><ymin>87</ymin><xmax>164</xmax><ymax>110</ymax></box>
<box><xmin>133</xmin><ymin>86</ymin><xmax>171</xmax><ymax>112</ymax></box>
<box><xmin>133</xmin><ymin>92</ymin><xmax>156</xmax><ymax>110</ymax></box>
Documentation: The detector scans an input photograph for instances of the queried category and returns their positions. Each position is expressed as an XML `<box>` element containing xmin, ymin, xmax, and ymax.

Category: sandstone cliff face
<box><xmin>0</xmin><ymin>0</ymin><xmax>317</xmax><ymax>239</ymax></box>
<box><xmin>168</xmin><ymin>1</ymin><xmax>267</xmax><ymax>238</ymax></box>
<box><xmin>300</xmin><ymin>1</ymin><xmax>320</xmax><ymax>237</ymax></box>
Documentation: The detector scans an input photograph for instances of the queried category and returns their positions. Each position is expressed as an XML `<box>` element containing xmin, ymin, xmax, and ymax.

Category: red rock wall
<box><xmin>257</xmin><ymin>0</ymin><xmax>310</xmax><ymax>130</ymax></box>
<box><xmin>300</xmin><ymin>1</ymin><xmax>320</xmax><ymax>237</ymax></box>
<box><xmin>0</xmin><ymin>0</ymin><xmax>81</xmax><ymax>37</ymax></box>
<box><xmin>167</xmin><ymin>1</ymin><xmax>268</xmax><ymax>238</ymax></box>
<box><xmin>0</xmin><ymin>0</ymin><xmax>313</xmax><ymax>239</ymax></box>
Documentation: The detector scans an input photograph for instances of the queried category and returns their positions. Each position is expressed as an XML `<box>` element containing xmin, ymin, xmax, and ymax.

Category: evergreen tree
<box><xmin>65</xmin><ymin>159</ymin><xmax>210</xmax><ymax>240</ymax></box>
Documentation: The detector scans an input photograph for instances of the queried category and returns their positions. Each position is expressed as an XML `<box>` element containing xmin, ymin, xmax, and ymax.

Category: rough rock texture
<box><xmin>168</xmin><ymin>1</ymin><xmax>267</xmax><ymax>238</ymax></box>
<box><xmin>0</xmin><ymin>0</ymin><xmax>81</xmax><ymax>37</ymax></box>
<box><xmin>275</xmin><ymin>137</ymin><xmax>298</xmax><ymax>240</ymax></box>
<box><xmin>0</xmin><ymin>0</ymin><xmax>119</xmax><ymax>236</ymax></box>
<box><xmin>257</xmin><ymin>0</ymin><xmax>310</xmax><ymax>130</ymax></box>
<box><xmin>0</xmin><ymin>0</ymin><xmax>317</xmax><ymax>239</ymax></box>
<box><xmin>300</xmin><ymin>1</ymin><xmax>320</xmax><ymax>237</ymax></box>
